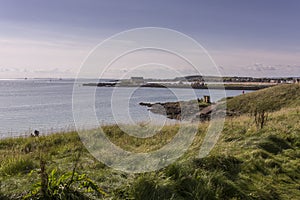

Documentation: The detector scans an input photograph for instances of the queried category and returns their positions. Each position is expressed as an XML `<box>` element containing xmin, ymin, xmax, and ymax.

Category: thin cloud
<box><xmin>247</xmin><ymin>63</ymin><xmax>276</xmax><ymax>71</ymax></box>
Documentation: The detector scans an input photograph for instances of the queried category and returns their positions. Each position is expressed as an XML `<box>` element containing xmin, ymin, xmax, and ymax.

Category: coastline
<box><xmin>83</xmin><ymin>82</ymin><xmax>275</xmax><ymax>90</ymax></box>
<box><xmin>1</xmin><ymin>106</ymin><xmax>299</xmax><ymax>199</ymax></box>
<box><xmin>0</xmin><ymin>84</ymin><xmax>299</xmax><ymax>199</ymax></box>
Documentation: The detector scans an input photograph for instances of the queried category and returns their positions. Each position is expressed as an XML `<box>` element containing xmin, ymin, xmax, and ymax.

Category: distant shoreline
<box><xmin>83</xmin><ymin>82</ymin><xmax>274</xmax><ymax>90</ymax></box>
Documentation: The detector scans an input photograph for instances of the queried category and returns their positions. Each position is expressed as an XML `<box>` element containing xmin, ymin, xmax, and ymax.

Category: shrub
<box><xmin>253</xmin><ymin>109</ymin><xmax>268</xmax><ymax>129</ymax></box>
<box><xmin>24</xmin><ymin>168</ymin><xmax>106</xmax><ymax>200</ymax></box>
<box><xmin>24</xmin><ymin>151</ymin><xmax>106</xmax><ymax>200</ymax></box>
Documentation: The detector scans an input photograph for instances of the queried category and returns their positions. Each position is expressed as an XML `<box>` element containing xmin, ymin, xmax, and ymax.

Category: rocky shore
<box><xmin>140</xmin><ymin>97</ymin><xmax>239</xmax><ymax>121</ymax></box>
<box><xmin>140</xmin><ymin>99</ymin><xmax>219</xmax><ymax>121</ymax></box>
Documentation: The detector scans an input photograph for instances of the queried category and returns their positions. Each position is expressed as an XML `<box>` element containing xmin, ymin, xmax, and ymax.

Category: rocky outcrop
<box><xmin>140</xmin><ymin>100</ymin><xmax>238</xmax><ymax>122</ymax></box>
<box><xmin>139</xmin><ymin>100</ymin><xmax>213</xmax><ymax>121</ymax></box>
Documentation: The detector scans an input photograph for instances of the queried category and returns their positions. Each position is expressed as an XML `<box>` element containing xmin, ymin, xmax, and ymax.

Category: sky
<box><xmin>0</xmin><ymin>0</ymin><xmax>299</xmax><ymax>78</ymax></box>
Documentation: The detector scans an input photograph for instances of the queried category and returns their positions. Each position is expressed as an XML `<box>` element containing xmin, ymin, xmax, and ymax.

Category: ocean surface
<box><xmin>0</xmin><ymin>79</ymin><xmax>252</xmax><ymax>138</ymax></box>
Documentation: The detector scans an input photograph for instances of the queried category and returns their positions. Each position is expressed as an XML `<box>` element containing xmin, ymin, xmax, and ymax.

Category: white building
<box><xmin>130</xmin><ymin>77</ymin><xmax>144</xmax><ymax>85</ymax></box>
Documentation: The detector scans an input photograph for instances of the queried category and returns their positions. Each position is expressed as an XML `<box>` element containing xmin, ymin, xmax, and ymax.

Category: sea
<box><xmin>0</xmin><ymin>79</ymin><xmax>252</xmax><ymax>138</ymax></box>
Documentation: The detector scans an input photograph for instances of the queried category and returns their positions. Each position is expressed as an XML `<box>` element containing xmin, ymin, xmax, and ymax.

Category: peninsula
<box><xmin>83</xmin><ymin>75</ymin><xmax>300</xmax><ymax>90</ymax></box>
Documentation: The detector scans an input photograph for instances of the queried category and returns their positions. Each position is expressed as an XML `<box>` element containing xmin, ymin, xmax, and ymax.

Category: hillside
<box><xmin>226</xmin><ymin>83</ymin><xmax>300</xmax><ymax>114</ymax></box>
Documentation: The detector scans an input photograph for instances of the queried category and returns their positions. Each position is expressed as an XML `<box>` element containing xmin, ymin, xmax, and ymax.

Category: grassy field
<box><xmin>0</xmin><ymin>84</ymin><xmax>299</xmax><ymax>199</ymax></box>
<box><xmin>226</xmin><ymin>83</ymin><xmax>300</xmax><ymax>113</ymax></box>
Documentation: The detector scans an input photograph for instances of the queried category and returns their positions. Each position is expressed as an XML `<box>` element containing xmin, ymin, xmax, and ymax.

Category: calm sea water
<box><xmin>0</xmin><ymin>79</ymin><xmax>251</xmax><ymax>138</ymax></box>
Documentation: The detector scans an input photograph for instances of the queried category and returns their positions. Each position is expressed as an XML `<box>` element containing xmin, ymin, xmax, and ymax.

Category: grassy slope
<box><xmin>226</xmin><ymin>83</ymin><xmax>300</xmax><ymax>113</ymax></box>
<box><xmin>0</xmin><ymin>84</ymin><xmax>299</xmax><ymax>199</ymax></box>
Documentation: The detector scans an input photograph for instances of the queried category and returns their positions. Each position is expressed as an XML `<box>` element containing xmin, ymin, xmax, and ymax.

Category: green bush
<box><xmin>24</xmin><ymin>168</ymin><xmax>106</xmax><ymax>200</ymax></box>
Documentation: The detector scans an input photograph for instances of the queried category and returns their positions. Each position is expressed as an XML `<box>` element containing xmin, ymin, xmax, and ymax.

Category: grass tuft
<box><xmin>0</xmin><ymin>157</ymin><xmax>37</xmax><ymax>176</ymax></box>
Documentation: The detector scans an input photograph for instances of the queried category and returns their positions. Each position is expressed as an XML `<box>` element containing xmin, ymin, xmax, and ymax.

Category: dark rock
<box><xmin>140</xmin><ymin>100</ymin><xmax>213</xmax><ymax>121</ymax></box>
<box><xmin>31</xmin><ymin>130</ymin><xmax>40</xmax><ymax>137</ymax></box>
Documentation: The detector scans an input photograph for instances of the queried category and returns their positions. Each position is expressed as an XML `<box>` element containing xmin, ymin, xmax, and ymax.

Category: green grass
<box><xmin>226</xmin><ymin>84</ymin><xmax>300</xmax><ymax>113</ymax></box>
<box><xmin>0</xmin><ymin>84</ymin><xmax>299</xmax><ymax>199</ymax></box>
<box><xmin>0</xmin><ymin>156</ymin><xmax>37</xmax><ymax>176</ymax></box>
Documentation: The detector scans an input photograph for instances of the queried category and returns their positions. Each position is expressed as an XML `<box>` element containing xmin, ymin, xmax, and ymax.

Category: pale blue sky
<box><xmin>0</xmin><ymin>0</ymin><xmax>299</xmax><ymax>78</ymax></box>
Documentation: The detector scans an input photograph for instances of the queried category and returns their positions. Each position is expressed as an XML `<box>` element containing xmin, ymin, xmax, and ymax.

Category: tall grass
<box><xmin>0</xmin><ymin>84</ymin><xmax>299</xmax><ymax>199</ymax></box>
<box><xmin>0</xmin><ymin>156</ymin><xmax>36</xmax><ymax>176</ymax></box>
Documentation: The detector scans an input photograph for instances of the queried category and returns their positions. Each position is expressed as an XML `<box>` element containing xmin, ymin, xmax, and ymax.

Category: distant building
<box><xmin>130</xmin><ymin>77</ymin><xmax>144</xmax><ymax>85</ymax></box>
<box><xmin>293</xmin><ymin>78</ymin><xmax>300</xmax><ymax>84</ymax></box>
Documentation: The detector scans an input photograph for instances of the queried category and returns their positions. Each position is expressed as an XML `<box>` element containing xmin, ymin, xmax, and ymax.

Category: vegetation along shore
<box><xmin>0</xmin><ymin>84</ymin><xmax>299</xmax><ymax>199</ymax></box>
<box><xmin>83</xmin><ymin>75</ymin><xmax>298</xmax><ymax>90</ymax></box>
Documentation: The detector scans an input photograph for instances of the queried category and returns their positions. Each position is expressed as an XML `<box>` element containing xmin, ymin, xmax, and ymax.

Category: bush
<box><xmin>24</xmin><ymin>168</ymin><xmax>106</xmax><ymax>200</ymax></box>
